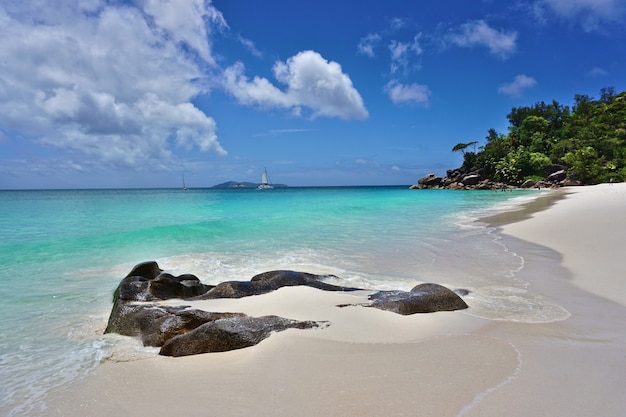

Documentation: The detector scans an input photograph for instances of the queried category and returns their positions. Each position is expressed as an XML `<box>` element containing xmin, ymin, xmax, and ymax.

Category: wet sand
<box><xmin>47</xmin><ymin>184</ymin><xmax>626</xmax><ymax>417</ymax></box>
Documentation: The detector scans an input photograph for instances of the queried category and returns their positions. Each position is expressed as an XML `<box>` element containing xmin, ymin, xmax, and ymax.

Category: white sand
<box><xmin>501</xmin><ymin>183</ymin><xmax>626</xmax><ymax>307</ymax></box>
<box><xmin>47</xmin><ymin>184</ymin><xmax>626</xmax><ymax>417</ymax></box>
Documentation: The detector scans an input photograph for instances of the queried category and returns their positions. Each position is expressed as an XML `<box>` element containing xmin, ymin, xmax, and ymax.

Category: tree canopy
<box><xmin>456</xmin><ymin>88</ymin><xmax>626</xmax><ymax>185</ymax></box>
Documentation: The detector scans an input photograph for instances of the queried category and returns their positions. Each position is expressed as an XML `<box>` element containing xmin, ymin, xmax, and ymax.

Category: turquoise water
<box><xmin>0</xmin><ymin>187</ymin><xmax>568</xmax><ymax>416</ymax></box>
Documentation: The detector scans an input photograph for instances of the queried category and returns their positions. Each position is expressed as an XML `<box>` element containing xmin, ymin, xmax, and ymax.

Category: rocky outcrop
<box><xmin>410</xmin><ymin>163</ymin><xmax>581</xmax><ymax>190</ymax></box>
<box><xmin>410</xmin><ymin>171</ymin><xmax>512</xmax><ymax>190</ymax></box>
<box><xmin>105</xmin><ymin>261</ymin><xmax>470</xmax><ymax>357</ymax></box>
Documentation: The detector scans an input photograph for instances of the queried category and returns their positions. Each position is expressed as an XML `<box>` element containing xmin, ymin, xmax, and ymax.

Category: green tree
<box><xmin>451</xmin><ymin>88</ymin><xmax>626</xmax><ymax>185</ymax></box>
<box><xmin>495</xmin><ymin>147</ymin><xmax>530</xmax><ymax>184</ymax></box>
<box><xmin>451</xmin><ymin>141</ymin><xmax>478</xmax><ymax>155</ymax></box>
<box><xmin>528</xmin><ymin>152</ymin><xmax>551</xmax><ymax>176</ymax></box>
<box><xmin>562</xmin><ymin>146</ymin><xmax>604</xmax><ymax>183</ymax></box>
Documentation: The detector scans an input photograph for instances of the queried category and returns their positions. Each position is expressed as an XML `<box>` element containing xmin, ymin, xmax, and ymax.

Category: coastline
<box><xmin>46</xmin><ymin>184</ymin><xmax>626</xmax><ymax>417</ymax></box>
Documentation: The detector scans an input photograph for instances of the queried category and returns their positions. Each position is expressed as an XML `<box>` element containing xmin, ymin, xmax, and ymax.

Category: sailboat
<box><xmin>182</xmin><ymin>174</ymin><xmax>188</xmax><ymax>190</ymax></box>
<box><xmin>257</xmin><ymin>168</ymin><xmax>274</xmax><ymax>190</ymax></box>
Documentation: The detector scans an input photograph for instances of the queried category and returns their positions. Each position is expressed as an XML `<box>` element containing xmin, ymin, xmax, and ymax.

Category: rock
<box><xmin>115</xmin><ymin>271</ymin><xmax>212</xmax><ymax>302</ymax></box>
<box><xmin>159</xmin><ymin>316</ymin><xmax>323</xmax><ymax>357</ymax></box>
<box><xmin>560</xmin><ymin>178</ymin><xmax>582</xmax><ymax>186</ymax></box>
<box><xmin>196</xmin><ymin>270</ymin><xmax>359</xmax><ymax>299</ymax></box>
<box><xmin>105</xmin><ymin>262</ymin><xmax>470</xmax><ymax>356</ymax></box>
<box><xmin>546</xmin><ymin>169</ymin><xmax>567</xmax><ymax>183</ymax></box>
<box><xmin>546</xmin><ymin>164</ymin><xmax>567</xmax><ymax>175</ymax></box>
<box><xmin>417</xmin><ymin>173</ymin><xmax>444</xmax><ymax>187</ymax></box>
<box><xmin>104</xmin><ymin>303</ymin><xmax>244</xmax><ymax>347</ymax></box>
<box><xmin>365</xmin><ymin>283</ymin><xmax>468</xmax><ymax>315</ymax></box>
<box><xmin>475</xmin><ymin>180</ymin><xmax>494</xmax><ymax>190</ymax></box>
<box><xmin>125</xmin><ymin>261</ymin><xmax>163</xmax><ymax>279</ymax></box>
<box><xmin>461</xmin><ymin>174</ymin><xmax>482</xmax><ymax>186</ymax></box>
<box><xmin>520</xmin><ymin>179</ymin><xmax>536</xmax><ymax>188</ymax></box>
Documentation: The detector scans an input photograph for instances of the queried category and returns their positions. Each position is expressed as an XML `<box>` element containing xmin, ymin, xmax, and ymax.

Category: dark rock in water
<box><xmin>197</xmin><ymin>270</ymin><xmax>360</xmax><ymax>299</ymax></box>
<box><xmin>105</xmin><ymin>302</ymin><xmax>244</xmax><ymax>347</ymax></box>
<box><xmin>453</xmin><ymin>288</ymin><xmax>471</xmax><ymax>296</ymax></box>
<box><xmin>159</xmin><ymin>316</ymin><xmax>323</xmax><ymax>357</ymax></box>
<box><xmin>418</xmin><ymin>173</ymin><xmax>444</xmax><ymax>187</ymax></box>
<box><xmin>116</xmin><ymin>270</ymin><xmax>212</xmax><ymax>302</ymax></box>
<box><xmin>125</xmin><ymin>260</ymin><xmax>163</xmax><ymax>279</ymax></box>
<box><xmin>409</xmin><ymin>168</ymin><xmax>512</xmax><ymax>190</ymax></box>
<box><xmin>105</xmin><ymin>261</ymin><xmax>469</xmax><ymax>356</ymax></box>
<box><xmin>366</xmin><ymin>283</ymin><xmax>468</xmax><ymax>315</ymax></box>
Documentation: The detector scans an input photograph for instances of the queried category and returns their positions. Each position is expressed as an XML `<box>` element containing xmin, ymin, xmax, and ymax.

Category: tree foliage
<box><xmin>457</xmin><ymin>88</ymin><xmax>626</xmax><ymax>184</ymax></box>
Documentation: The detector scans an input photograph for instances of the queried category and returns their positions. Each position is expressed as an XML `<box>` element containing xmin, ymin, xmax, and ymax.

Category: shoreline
<box><xmin>46</xmin><ymin>184</ymin><xmax>626</xmax><ymax>417</ymax></box>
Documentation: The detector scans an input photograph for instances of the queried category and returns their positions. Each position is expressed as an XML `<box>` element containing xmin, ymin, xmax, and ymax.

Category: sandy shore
<box><xmin>47</xmin><ymin>184</ymin><xmax>626</xmax><ymax>417</ymax></box>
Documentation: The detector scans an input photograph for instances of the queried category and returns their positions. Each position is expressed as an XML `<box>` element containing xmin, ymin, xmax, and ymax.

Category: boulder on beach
<box><xmin>159</xmin><ymin>316</ymin><xmax>324</xmax><ymax>357</ymax></box>
<box><xmin>365</xmin><ymin>283</ymin><xmax>468</xmax><ymax>315</ymax></box>
<box><xmin>104</xmin><ymin>261</ymin><xmax>470</xmax><ymax>356</ymax></box>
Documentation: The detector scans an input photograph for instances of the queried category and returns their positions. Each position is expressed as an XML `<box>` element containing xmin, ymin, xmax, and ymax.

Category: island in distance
<box><xmin>211</xmin><ymin>181</ymin><xmax>288</xmax><ymax>189</ymax></box>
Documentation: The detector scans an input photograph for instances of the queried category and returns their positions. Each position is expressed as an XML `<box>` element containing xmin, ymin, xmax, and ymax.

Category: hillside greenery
<box><xmin>454</xmin><ymin>87</ymin><xmax>626</xmax><ymax>185</ymax></box>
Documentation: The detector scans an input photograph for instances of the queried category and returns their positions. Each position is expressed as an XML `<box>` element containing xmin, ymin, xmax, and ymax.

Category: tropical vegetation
<box><xmin>453</xmin><ymin>88</ymin><xmax>626</xmax><ymax>185</ymax></box>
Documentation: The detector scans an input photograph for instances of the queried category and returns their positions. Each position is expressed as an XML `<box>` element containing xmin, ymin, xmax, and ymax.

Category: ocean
<box><xmin>0</xmin><ymin>186</ymin><xmax>569</xmax><ymax>416</ymax></box>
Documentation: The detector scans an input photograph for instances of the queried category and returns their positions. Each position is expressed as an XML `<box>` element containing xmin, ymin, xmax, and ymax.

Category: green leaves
<box><xmin>454</xmin><ymin>88</ymin><xmax>626</xmax><ymax>184</ymax></box>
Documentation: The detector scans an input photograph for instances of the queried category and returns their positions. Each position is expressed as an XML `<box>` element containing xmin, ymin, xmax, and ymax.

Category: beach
<box><xmin>45</xmin><ymin>184</ymin><xmax>626</xmax><ymax>417</ymax></box>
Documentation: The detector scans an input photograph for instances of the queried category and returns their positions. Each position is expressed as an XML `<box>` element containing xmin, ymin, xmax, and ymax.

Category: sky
<box><xmin>1</xmin><ymin>0</ymin><xmax>625</xmax><ymax>189</ymax></box>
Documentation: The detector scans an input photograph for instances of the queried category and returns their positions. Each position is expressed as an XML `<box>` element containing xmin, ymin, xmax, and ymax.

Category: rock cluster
<box><xmin>410</xmin><ymin>164</ymin><xmax>581</xmax><ymax>190</ymax></box>
<box><xmin>105</xmin><ymin>261</ymin><xmax>469</xmax><ymax>357</ymax></box>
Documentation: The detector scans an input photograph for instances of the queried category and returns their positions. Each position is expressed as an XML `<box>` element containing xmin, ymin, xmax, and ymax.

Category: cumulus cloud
<box><xmin>448</xmin><ymin>20</ymin><xmax>518</xmax><ymax>59</ymax></box>
<box><xmin>223</xmin><ymin>50</ymin><xmax>368</xmax><ymax>120</ymax></box>
<box><xmin>384</xmin><ymin>80</ymin><xmax>431</xmax><ymax>106</ymax></box>
<box><xmin>142</xmin><ymin>0</ymin><xmax>227</xmax><ymax>64</ymax></box>
<box><xmin>498</xmin><ymin>75</ymin><xmax>537</xmax><ymax>97</ymax></box>
<box><xmin>536</xmin><ymin>0</ymin><xmax>625</xmax><ymax>31</ymax></box>
<box><xmin>0</xmin><ymin>0</ymin><xmax>226</xmax><ymax>170</ymax></box>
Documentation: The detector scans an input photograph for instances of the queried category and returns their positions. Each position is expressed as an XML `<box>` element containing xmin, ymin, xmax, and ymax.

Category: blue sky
<box><xmin>1</xmin><ymin>0</ymin><xmax>625</xmax><ymax>189</ymax></box>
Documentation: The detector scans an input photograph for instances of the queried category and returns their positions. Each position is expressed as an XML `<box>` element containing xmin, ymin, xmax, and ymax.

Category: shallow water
<box><xmin>0</xmin><ymin>186</ymin><xmax>566</xmax><ymax>416</ymax></box>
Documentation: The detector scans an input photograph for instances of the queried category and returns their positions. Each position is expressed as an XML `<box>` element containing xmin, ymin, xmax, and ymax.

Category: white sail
<box><xmin>258</xmin><ymin>168</ymin><xmax>274</xmax><ymax>189</ymax></box>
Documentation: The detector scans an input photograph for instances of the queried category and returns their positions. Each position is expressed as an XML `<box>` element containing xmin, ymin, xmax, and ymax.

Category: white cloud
<box><xmin>384</xmin><ymin>80</ymin><xmax>431</xmax><ymax>106</ymax></box>
<box><xmin>498</xmin><ymin>74</ymin><xmax>537</xmax><ymax>97</ymax></box>
<box><xmin>448</xmin><ymin>20</ymin><xmax>518</xmax><ymax>59</ymax></box>
<box><xmin>223</xmin><ymin>50</ymin><xmax>368</xmax><ymax>120</ymax></box>
<box><xmin>388</xmin><ymin>36</ymin><xmax>423</xmax><ymax>74</ymax></box>
<box><xmin>0</xmin><ymin>1</ymin><xmax>226</xmax><ymax>169</ymax></box>
<box><xmin>357</xmin><ymin>33</ymin><xmax>382</xmax><ymax>58</ymax></box>
<box><xmin>537</xmin><ymin>0</ymin><xmax>625</xmax><ymax>31</ymax></box>
<box><xmin>238</xmin><ymin>36</ymin><xmax>263</xmax><ymax>58</ymax></box>
<box><xmin>355</xmin><ymin>158</ymin><xmax>380</xmax><ymax>167</ymax></box>
<box><xmin>389</xmin><ymin>17</ymin><xmax>408</xmax><ymax>31</ymax></box>
<box><xmin>587</xmin><ymin>67</ymin><xmax>608</xmax><ymax>77</ymax></box>
<box><xmin>142</xmin><ymin>0</ymin><xmax>227</xmax><ymax>64</ymax></box>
